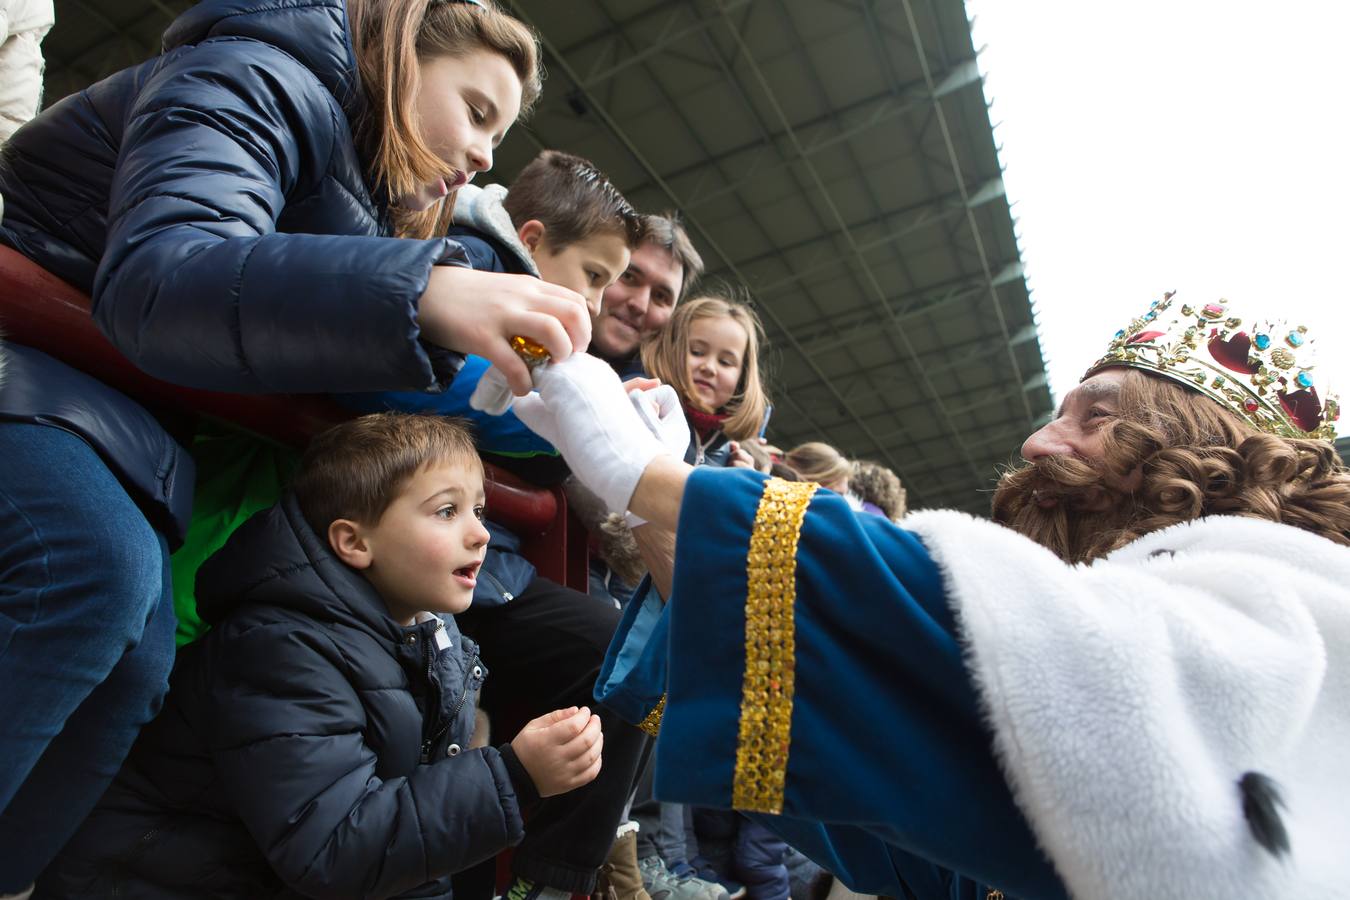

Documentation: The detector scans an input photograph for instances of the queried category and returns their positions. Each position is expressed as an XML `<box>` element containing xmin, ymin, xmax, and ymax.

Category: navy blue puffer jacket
<box><xmin>41</xmin><ymin>493</ymin><xmax>535</xmax><ymax>899</ymax></box>
<box><xmin>0</xmin><ymin>0</ymin><xmax>468</xmax><ymax>542</ymax></box>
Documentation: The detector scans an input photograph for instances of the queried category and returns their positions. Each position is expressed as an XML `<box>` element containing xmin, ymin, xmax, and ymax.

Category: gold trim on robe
<box><xmin>638</xmin><ymin>694</ymin><xmax>665</xmax><ymax>737</ymax></box>
<box><xmin>732</xmin><ymin>477</ymin><xmax>818</xmax><ymax>814</ymax></box>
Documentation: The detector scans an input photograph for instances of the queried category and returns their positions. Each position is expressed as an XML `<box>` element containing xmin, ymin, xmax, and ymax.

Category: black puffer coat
<box><xmin>0</xmin><ymin>0</ymin><xmax>468</xmax><ymax>542</ymax></box>
<box><xmin>40</xmin><ymin>494</ymin><xmax>535</xmax><ymax>899</ymax></box>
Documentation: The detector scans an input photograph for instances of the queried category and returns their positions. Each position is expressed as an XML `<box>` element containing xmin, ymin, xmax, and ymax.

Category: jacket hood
<box><xmin>450</xmin><ymin>184</ymin><xmax>539</xmax><ymax>275</ymax></box>
<box><xmin>163</xmin><ymin>0</ymin><xmax>359</xmax><ymax>112</ymax></box>
<box><xmin>197</xmin><ymin>492</ymin><xmax>399</xmax><ymax>637</ymax></box>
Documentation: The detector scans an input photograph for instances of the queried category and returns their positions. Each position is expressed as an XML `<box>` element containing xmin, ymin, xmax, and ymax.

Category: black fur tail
<box><xmin>1239</xmin><ymin>771</ymin><xmax>1290</xmax><ymax>857</ymax></box>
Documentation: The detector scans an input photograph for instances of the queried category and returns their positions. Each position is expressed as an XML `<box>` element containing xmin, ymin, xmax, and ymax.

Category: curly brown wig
<box><xmin>992</xmin><ymin>368</ymin><xmax>1350</xmax><ymax>563</ymax></box>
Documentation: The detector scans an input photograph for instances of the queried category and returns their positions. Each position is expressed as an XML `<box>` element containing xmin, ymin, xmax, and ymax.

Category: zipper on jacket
<box><xmin>480</xmin><ymin>569</ymin><xmax>514</xmax><ymax>603</ymax></box>
<box><xmin>421</xmin><ymin>652</ymin><xmax>480</xmax><ymax>763</ymax></box>
<box><xmin>419</xmin><ymin>621</ymin><xmax>443</xmax><ymax>763</ymax></box>
<box><xmin>451</xmin><ymin>653</ymin><xmax>480</xmax><ymax>720</ymax></box>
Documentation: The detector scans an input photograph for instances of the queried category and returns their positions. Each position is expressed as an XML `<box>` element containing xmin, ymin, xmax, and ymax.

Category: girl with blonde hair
<box><xmin>641</xmin><ymin>291</ymin><xmax>771</xmax><ymax>467</ymax></box>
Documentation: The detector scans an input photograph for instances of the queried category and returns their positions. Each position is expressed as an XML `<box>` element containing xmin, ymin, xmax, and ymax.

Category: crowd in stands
<box><xmin>0</xmin><ymin>2</ymin><xmax>905</xmax><ymax>897</ymax></box>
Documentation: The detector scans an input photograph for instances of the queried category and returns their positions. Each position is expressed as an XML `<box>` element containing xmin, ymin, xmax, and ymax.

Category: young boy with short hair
<box><xmin>343</xmin><ymin>148</ymin><xmax>646</xmax><ymax>463</ymax></box>
<box><xmin>338</xmin><ymin>149</ymin><xmax>656</xmax><ymax>900</ymax></box>
<box><xmin>40</xmin><ymin>413</ymin><xmax>603</xmax><ymax>900</ymax></box>
<box><xmin>456</xmin><ymin>148</ymin><xmax>644</xmax><ymax>312</ymax></box>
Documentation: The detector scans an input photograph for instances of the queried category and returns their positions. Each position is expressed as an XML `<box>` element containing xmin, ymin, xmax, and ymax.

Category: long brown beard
<box><xmin>991</xmin><ymin>455</ymin><xmax>1141</xmax><ymax>563</ymax></box>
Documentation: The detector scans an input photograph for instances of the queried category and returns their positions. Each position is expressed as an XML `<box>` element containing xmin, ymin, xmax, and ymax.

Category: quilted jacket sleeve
<box><xmin>207</xmin><ymin>622</ymin><xmax>525</xmax><ymax>900</ymax></box>
<box><xmin>93</xmin><ymin>40</ymin><xmax>465</xmax><ymax>394</ymax></box>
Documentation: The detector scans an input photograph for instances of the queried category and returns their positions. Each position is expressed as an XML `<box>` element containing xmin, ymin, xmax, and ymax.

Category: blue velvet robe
<box><xmin>595</xmin><ymin>468</ymin><xmax>1069</xmax><ymax>900</ymax></box>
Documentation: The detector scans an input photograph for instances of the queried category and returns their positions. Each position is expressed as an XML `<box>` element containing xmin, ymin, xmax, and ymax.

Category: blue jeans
<box><xmin>0</xmin><ymin>423</ymin><xmax>176</xmax><ymax>891</ymax></box>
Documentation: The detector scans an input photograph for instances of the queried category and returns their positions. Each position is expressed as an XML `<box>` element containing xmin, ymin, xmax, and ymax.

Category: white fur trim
<box><xmin>905</xmin><ymin>511</ymin><xmax>1350</xmax><ymax>899</ymax></box>
<box><xmin>449</xmin><ymin>183</ymin><xmax>539</xmax><ymax>276</ymax></box>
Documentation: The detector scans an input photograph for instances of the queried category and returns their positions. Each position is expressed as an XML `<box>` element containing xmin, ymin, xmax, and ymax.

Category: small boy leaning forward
<box><xmin>337</xmin><ymin>150</ymin><xmax>657</xmax><ymax>899</ymax></box>
<box><xmin>40</xmin><ymin>414</ymin><xmax>603</xmax><ymax>899</ymax></box>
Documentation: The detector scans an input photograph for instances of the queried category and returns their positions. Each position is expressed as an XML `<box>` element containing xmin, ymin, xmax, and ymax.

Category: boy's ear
<box><xmin>328</xmin><ymin>518</ymin><xmax>374</xmax><ymax>570</ymax></box>
<box><xmin>517</xmin><ymin>219</ymin><xmax>547</xmax><ymax>254</ymax></box>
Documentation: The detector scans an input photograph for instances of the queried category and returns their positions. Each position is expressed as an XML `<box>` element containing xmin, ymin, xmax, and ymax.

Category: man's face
<box><xmin>349</xmin><ymin>460</ymin><xmax>490</xmax><ymax>623</ymax></box>
<box><xmin>993</xmin><ymin>367</ymin><xmax>1143</xmax><ymax>562</ymax></box>
<box><xmin>591</xmin><ymin>242</ymin><xmax>684</xmax><ymax>360</ymax></box>
<box><xmin>1020</xmin><ymin>368</ymin><xmax>1129</xmax><ymax>473</ymax></box>
<box><xmin>528</xmin><ymin>229</ymin><xmax>631</xmax><ymax>319</ymax></box>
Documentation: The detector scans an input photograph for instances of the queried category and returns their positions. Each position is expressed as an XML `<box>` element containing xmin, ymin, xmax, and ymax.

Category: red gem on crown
<box><xmin>1207</xmin><ymin>332</ymin><xmax>1260</xmax><ymax>375</ymax></box>
<box><xmin>1128</xmin><ymin>330</ymin><xmax>1166</xmax><ymax>345</ymax></box>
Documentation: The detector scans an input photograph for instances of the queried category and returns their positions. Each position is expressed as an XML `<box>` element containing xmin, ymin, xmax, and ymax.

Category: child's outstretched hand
<box><xmin>511</xmin><ymin>706</ymin><xmax>603</xmax><ymax>797</ymax></box>
<box><xmin>725</xmin><ymin>441</ymin><xmax>756</xmax><ymax>469</ymax></box>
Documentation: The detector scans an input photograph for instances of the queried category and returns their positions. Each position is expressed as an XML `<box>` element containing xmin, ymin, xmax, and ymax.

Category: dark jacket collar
<box><xmin>197</xmin><ymin>492</ymin><xmax>406</xmax><ymax>644</ymax></box>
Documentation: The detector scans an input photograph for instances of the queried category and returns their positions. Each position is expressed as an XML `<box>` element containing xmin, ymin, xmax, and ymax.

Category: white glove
<box><xmin>512</xmin><ymin>354</ymin><xmax>687</xmax><ymax>515</ymax></box>
<box><xmin>628</xmin><ymin>384</ymin><xmax>691</xmax><ymax>459</ymax></box>
<box><xmin>468</xmin><ymin>364</ymin><xmax>518</xmax><ymax>416</ymax></box>
<box><xmin>622</xmin><ymin>384</ymin><xmax>689</xmax><ymax>528</ymax></box>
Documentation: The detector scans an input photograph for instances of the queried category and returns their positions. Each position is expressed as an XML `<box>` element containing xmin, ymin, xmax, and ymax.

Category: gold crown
<box><xmin>1087</xmin><ymin>292</ymin><xmax>1339</xmax><ymax>441</ymax></box>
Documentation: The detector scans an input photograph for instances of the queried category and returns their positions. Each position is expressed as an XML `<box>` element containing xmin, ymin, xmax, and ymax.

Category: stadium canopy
<box><xmin>39</xmin><ymin>0</ymin><xmax>1053</xmax><ymax>515</ymax></box>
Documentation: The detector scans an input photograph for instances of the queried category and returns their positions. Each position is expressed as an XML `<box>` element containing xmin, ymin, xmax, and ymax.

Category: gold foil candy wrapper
<box><xmin>510</xmin><ymin>335</ymin><xmax>551</xmax><ymax>369</ymax></box>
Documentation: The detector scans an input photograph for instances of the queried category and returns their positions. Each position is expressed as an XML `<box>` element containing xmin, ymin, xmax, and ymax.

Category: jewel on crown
<box><xmin>1088</xmin><ymin>292</ymin><xmax>1339</xmax><ymax>440</ymax></box>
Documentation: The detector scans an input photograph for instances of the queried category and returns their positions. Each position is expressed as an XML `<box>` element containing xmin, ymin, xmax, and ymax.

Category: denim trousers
<box><xmin>0</xmin><ymin>422</ymin><xmax>176</xmax><ymax>891</ymax></box>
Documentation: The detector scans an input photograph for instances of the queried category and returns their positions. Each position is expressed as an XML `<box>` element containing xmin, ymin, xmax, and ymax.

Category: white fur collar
<box><xmin>904</xmin><ymin>511</ymin><xmax>1350</xmax><ymax>899</ymax></box>
<box><xmin>450</xmin><ymin>183</ymin><xmax>539</xmax><ymax>276</ymax></box>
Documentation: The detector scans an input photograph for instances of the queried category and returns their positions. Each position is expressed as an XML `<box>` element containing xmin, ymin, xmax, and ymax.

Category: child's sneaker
<box><xmin>639</xmin><ymin>856</ymin><xmax>728</xmax><ymax>900</ymax></box>
<box><xmin>678</xmin><ymin>860</ymin><xmax>746</xmax><ymax>900</ymax></box>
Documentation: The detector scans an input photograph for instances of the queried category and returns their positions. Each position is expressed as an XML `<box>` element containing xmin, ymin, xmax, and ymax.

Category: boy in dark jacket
<box><xmin>39</xmin><ymin>414</ymin><xmax>603</xmax><ymax>900</ymax></box>
<box><xmin>340</xmin><ymin>153</ymin><xmax>656</xmax><ymax>900</ymax></box>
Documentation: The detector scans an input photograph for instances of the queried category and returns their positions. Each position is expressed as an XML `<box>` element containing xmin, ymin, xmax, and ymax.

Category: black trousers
<box><xmin>455</xmin><ymin>576</ymin><xmax>648</xmax><ymax>894</ymax></box>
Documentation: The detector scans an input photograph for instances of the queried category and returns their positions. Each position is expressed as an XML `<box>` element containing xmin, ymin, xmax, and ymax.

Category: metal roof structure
<box><xmin>40</xmin><ymin>0</ymin><xmax>1053</xmax><ymax>515</ymax></box>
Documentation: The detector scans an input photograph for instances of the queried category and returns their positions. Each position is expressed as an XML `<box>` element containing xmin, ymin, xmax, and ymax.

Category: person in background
<box><xmin>639</xmin><ymin>292</ymin><xmax>768</xmax><ymax>471</ymax></box>
<box><xmin>590</xmin><ymin>214</ymin><xmax>704</xmax><ymax>378</ymax></box>
<box><xmin>783</xmin><ymin>442</ymin><xmax>852</xmax><ymax>496</ymax></box>
<box><xmin>849</xmin><ymin>460</ymin><xmax>907</xmax><ymax>521</ymax></box>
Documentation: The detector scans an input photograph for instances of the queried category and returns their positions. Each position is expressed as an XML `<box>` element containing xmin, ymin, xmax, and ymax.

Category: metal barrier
<box><xmin>0</xmin><ymin>244</ymin><xmax>588</xmax><ymax>588</ymax></box>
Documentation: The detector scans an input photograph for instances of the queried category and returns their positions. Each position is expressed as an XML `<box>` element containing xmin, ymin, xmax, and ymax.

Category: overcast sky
<box><xmin>964</xmin><ymin>1</ymin><xmax>1349</xmax><ymax>435</ymax></box>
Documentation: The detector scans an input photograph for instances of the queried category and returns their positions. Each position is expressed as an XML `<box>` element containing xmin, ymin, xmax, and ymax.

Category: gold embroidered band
<box><xmin>638</xmin><ymin>694</ymin><xmax>665</xmax><ymax>737</ymax></box>
<box><xmin>731</xmin><ymin>477</ymin><xmax>818</xmax><ymax>814</ymax></box>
